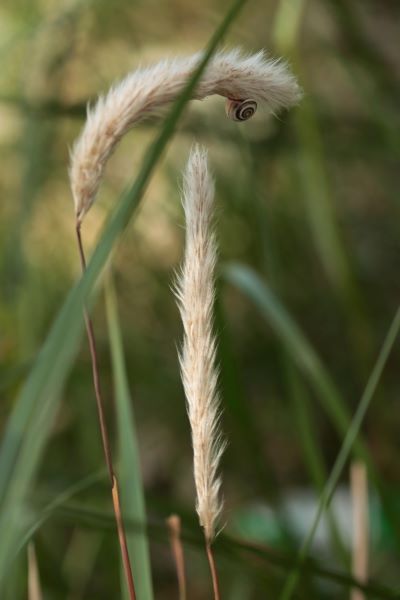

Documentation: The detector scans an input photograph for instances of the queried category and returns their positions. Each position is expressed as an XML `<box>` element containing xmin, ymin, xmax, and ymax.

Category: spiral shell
<box><xmin>225</xmin><ymin>98</ymin><xmax>257</xmax><ymax>122</ymax></box>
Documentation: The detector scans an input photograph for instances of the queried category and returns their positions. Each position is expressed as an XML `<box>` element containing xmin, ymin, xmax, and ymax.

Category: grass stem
<box><xmin>27</xmin><ymin>543</ymin><xmax>42</xmax><ymax>600</ymax></box>
<box><xmin>206</xmin><ymin>539</ymin><xmax>221</xmax><ymax>600</ymax></box>
<box><xmin>75</xmin><ymin>222</ymin><xmax>136</xmax><ymax>600</ymax></box>
<box><xmin>351</xmin><ymin>461</ymin><xmax>369</xmax><ymax>600</ymax></box>
<box><xmin>167</xmin><ymin>515</ymin><xmax>187</xmax><ymax>600</ymax></box>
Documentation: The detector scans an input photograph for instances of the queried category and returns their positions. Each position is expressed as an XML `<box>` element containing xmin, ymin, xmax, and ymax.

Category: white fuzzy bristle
<box><xmin>175</xmin><ymin>144</ymin><xmax>225</xmax><ymax>542</ymax></box>
<box><xmin>69</xmin><ymin>48</ymin><xmax>301</xmax><ymax>222</ymax></box>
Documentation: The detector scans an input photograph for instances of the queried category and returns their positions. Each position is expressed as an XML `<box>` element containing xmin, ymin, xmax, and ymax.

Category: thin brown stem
<box><xmin>75</xmin><ymin>222</ymin><xmax>136</xmax><ymax>600</ymax></box>
<box><xmin>166</xmin><ymin>515</ymin><xmax>187</xmax><ymax>600</ymax></box>
<box><xmin>351</xmin><ymin>461</ymin><xmax>369</xmax><ymax>600</ymax></box>
<box><xmin>112</xmin><ymin>476</ymin><xmax>136</xmax><ymax>600</ymax></box>
<box><xmin>27</xmin><ymin>543</ymin><xmax>42</xmax><ymax>600</ymax></box>
<box><xmin>205</xmin><ymin>538</ymin><xmax>221</xmax><ymax>600</ymax></box>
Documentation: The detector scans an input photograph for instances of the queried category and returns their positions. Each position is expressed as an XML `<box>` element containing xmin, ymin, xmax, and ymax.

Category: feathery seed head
<box><xmin>175</xmin><ymin>144</ymin><xmax>224</xmax><ymax>542</ymax></box>
<box><xmin>69</xmin><ymin>48</ymin><xmax>301</xmax><ymax>222</ymax></box>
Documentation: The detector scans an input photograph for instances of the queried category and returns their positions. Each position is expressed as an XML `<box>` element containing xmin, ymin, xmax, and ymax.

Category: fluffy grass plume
<box><xmin>175</xmin><ymin>144</ymin><xmax>224</xmax><ymax>542</ymax></box>
<box><xmin>69</xmin><ymin>48</ymin><xmax>301</xmax><ymax>223</ymax></box>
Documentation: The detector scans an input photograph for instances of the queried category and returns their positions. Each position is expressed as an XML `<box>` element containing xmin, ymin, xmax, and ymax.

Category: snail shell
<box><xmin>225</xmin><ymin>98</ymin><xmax>257</xmax><ymax>122</ymax></box>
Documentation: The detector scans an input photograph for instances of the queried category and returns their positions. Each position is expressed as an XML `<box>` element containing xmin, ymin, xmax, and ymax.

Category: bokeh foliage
<box><xmin>0</xmin><ymin>0</ymin><xmax>400</xmax><ymax>597</ymax></box>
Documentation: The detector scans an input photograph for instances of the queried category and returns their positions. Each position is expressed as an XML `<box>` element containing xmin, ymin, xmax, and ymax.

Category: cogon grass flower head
<box><xmin>175</xmin><ymin>144</ymin><xmax>224</xmax><ymax>542</ymax></box>
<box><xmin>69</xmin><ymin>48</ymin><xmax>301</xmax><ymax>224</ymax></box>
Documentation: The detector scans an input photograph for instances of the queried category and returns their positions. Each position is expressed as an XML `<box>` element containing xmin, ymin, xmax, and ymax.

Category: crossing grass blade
<box><xmin>223</xmin><ymin>262</ymin><xmax>355</xmax><ymax>440</ymax></box>
<box><xmin>283</xmin><ymin>358</ymin><xmax>348</xmax><ymax>565</ymax></box>
<box><xmin>272</xmin><ymin>0</ymin><xmax>372</xmax><ymax>363</ymax></box>
<box><xmin>15</xmin><ymin>471</ymin><xmax>105</xmax><ymax>558</ymax></box>
<box><xmin>279</xmin><ymin>305</ymin><xmax>400</xmax><ymax>600</ymax></box>
<box><xmin>223</xmin><ymin>263</ymin><xmax>400</xmax><ymax>549</ymax></box>
<box><xmin>38</xmin><ymin>500</ymin><xmax>400</xmax><ymax>600</ymax></box>
<box><xmin>224</xmin><ymin>263</ymin><xmax>400</xmax><ymax>593</ymax></box>
<box><xmin>105</xmin><ymin>276</ymin><xmax>154</xmax><ymax>600</ymax></box>
<box><xmin>0</xmin><ymin>0</ymin><xmax>248</xmax><ymax>587</ymax></box>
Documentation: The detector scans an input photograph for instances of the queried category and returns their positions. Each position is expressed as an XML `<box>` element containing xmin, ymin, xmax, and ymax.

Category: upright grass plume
<box><xmin>175</xmin><ymin>145</ymin><xmax>224</xmax><ymax>598</ymax></box>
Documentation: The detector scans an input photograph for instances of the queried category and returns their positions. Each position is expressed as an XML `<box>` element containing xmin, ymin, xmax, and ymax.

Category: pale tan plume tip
<box><xmin>175</xmin><ymin>144</ymin><xmax>225</xmax><ymax>542</ymax></box>
<box><xmin>69</xmin><ymin>48</ymin><xmax>301</xmax><ymax>222</ymax></box>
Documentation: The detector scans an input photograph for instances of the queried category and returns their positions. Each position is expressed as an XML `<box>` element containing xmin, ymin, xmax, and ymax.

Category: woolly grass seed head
<box><xmin>175</xmin><ymin>144</ymin><xmax>225</xmax><ymax>542</ymax></box>
<box><xmin>69</xmin><ymin>48</ymin><xmax>301</xmax><ymax>223</ymax></box>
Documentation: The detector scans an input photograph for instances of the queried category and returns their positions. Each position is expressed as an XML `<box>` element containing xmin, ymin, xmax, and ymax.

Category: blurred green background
<box><xmin>1</xmin><ymin>0</ymin><xmax>400</xmax><ymax>598</ymax></box>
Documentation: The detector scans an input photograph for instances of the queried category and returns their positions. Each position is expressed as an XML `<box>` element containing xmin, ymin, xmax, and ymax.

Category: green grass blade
<box><xmin>105</xmin><ymin>276</ymin><xmax>154</xmax><ymax>600</ymax></box>
<box><xmin>272</xmin><ymin>0</ymin><xmax>372</xmax><ymax>361</ymax></box>
<box><xmin>285</xmin><ymin>361</ymin><xmax>326</xmax><ymax>491</ymax></box>
<box><xmin>48</xmin><ymin>497</ymin><xmax>399</xmax><ymax>599</ymax></box>
<box><xmin>0</xmin><ymin>0</ymin><xmax>247</xmax><ymax>584</ymax></box>
<box><xmin>44</xmin><ymin>500</ymin><xmax>398</xmax><ymax>599</ymax></box>
<box><xmin>272</xmin><ymin>0</ymin><xmax>305</xmax><ymax>54</ymax></box>
<box><xmin>224</xmin><ymin>262</ymin><xmax>351</xmax><ymax>560</ymax></box>
<box><xmin>280</xmin><ymin>306</ymin><xmax>400</xmax><ymax>600</ymax></box>
<box><xmin>273</xmin><ymin>0</ymin><xmax>350</xmax><ymax>295</ymax></box>
<box><xmin>215</xmin><ymin>294</ymin><xmax>282</xmax><ymax>498</ymax></box>
<box><xmin>15</xmin><ymin>471</ymin><xmax>105</xmax><ymax>558</ymax></box>
<box><xmin>284</xmin><ymin>358</ymin><xmax>348</xmax><ymax>565</ymax></box>
<box><xmin>226</xmin><ymin>536</ymin><xmax>398</xmax><ymax>600</ymax></box>
<box><xmin>223</xmin><ymin>262</ymin><xmax>354</xmax><ymax>438</ymax></box>
<box><xmin>223</xmin><ymin>263</ymin><xmax>400</xmax><ymax>549</ymax></box>
<box><xmin>0</xmin><ymin>382</ymin><xmax>64</xmax><ymax>587</ymax></box>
